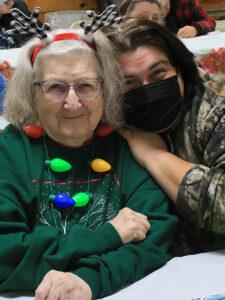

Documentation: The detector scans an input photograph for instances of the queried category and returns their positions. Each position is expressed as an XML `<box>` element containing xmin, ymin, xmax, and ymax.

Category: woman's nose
<box><xmin>64</xmin><ymin>87</ymin><xmax>82</xmax><ymax>110</ymax></box>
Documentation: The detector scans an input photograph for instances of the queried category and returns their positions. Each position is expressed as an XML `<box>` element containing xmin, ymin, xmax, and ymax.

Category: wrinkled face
<box><xmin>34</xmin><ymin>53</ymin><xmax>104</xmax><ymax>147</ymax></box>
<box><xmin>0</xmin><ymin>0</ymin><xmax>14</xmax><ymax>14</ymax></box>
<box><xmin>129</xmin><ymin>2</ymin><xmax>162</xmax><ymax>23</ymax></box>
<box><xmin>117</xmin><ymin>45</ymin><xmax>184</xmax><ymax>95</ymax></box>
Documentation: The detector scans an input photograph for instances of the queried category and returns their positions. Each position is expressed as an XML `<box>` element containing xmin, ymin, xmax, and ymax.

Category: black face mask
<box><xmin>123</xmin><ymin>75</ymin><xmax>183</xmax><ymax>132</ymax></box>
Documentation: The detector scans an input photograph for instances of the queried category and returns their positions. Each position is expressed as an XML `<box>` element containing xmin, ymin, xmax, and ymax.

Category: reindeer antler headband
<box><xmin>7</xmin><ymin>5</ymin><xmax>122</xmax><ymax>65</ymax></box>
<box><xmin>80</xmin><ymin>4</ymin><xmax>122</xmax><ymax>34</ymax></box>
<box><xmin>6</xmin><ymin>7</ymin><xmax>51</xmax><ymax>41</ymax></box>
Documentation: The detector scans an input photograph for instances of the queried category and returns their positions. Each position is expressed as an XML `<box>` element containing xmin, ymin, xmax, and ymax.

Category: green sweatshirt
<box><xmin>0</xmin><ymin>125</ymin><xmax>177</xmax><ymax>299</ymax></box>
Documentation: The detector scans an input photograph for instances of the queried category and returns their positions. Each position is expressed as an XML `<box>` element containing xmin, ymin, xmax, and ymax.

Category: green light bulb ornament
<box><xmin>45</xmin><ymin>158</ymin><xmax>72</xmax><ymax>172</ymax></box>
<box><xmin>72</xmin><ymin>192</ymin><xmax>93</xmax><ymax>207</ymax></box>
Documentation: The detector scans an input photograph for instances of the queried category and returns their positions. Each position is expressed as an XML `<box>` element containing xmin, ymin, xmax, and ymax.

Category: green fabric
<box><xmin>0</xmin><ymin>125</ymin><xmax>177</xmax><ymax>298</ymax></box>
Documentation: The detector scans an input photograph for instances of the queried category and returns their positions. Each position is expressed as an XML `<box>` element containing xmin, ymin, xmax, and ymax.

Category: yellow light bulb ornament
<box><xmin>90</xmin><ymin>158</ymin><xmax>111</xmax><ymax>173</ymax></box>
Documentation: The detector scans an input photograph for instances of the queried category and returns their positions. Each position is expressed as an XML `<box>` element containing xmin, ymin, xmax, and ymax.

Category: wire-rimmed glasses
<box><xmin>33</xmin><ymin>77</ymin><xmax>103</xmax><ymax>102</ymax></box>
<box><xmin>4</xmin><ymin>0</ymin><xmax>14</xmax><ymax>5</ymax></box>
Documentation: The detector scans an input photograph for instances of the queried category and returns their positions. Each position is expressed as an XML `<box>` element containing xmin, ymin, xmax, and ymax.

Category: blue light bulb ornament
<box><xmin>45</xmin><ymin>158</ymin><xmax>72</xmax><ymax>172</ymax></box>
<box><xmin>49</xmin><ymin>192</ymin><xmax>92</xmax><ymax>208</ymax></box>
<box><xmin>49</xmin><ymin>193</ymin><xmax>76</xmax><ymax>208</ymax></box>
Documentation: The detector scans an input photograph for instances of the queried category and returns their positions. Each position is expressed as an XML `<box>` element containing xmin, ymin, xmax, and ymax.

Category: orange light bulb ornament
<box><xmin>90</xmin><ymin>158</ymin><xmax>111</xmax><ymax>173</ymax></box>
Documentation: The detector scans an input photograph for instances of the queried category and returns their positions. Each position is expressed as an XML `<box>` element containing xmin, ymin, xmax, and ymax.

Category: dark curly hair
<box><xmin>104</xmin><ymin>18</ymin><xmax>204</xmax><ymax>113</ymax></box>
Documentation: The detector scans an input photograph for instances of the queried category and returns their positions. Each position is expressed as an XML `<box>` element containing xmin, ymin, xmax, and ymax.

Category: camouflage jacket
<box><xmin>173</xmin><ymin>85</ymin><xmax>225</xmax><ymax>255</ymax></box>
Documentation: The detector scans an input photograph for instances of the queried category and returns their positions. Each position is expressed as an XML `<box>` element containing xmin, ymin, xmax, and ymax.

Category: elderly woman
<box><xmin>0</xmin><ymin>26</ymin><xmax>177</xmax><ymax>300</ymax></box>
<box><xmin>124</xmin><ymin>0</ymin><xmax>163</xmax><ymax>24</ymax></box>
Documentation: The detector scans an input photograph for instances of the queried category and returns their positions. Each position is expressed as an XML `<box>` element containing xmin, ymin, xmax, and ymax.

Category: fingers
<box><xmin>132</xmin><ymin>226</ymin><xmax>148</xmax><ymax>242</ymax></box>
<box><xmin>109</xmin><ymin>207</ymin><xmax>150</xmax><ymax>244</ymax></box>
<box><xmin>177</xmin><ymin>26</ymin><xmax>197</xmax><ymax>38</ymax></box>
<box><xmin>35</xmin><ymin>271</ymin><xmax>54</xmax><ymax>300</ymax></box>
<box><xmin>35</xmin><ymin>271</ymin><xmax>92</xmax><ymax>300</ymax></box>
<box><xmin>132</xmin><ymin>213</ymin><xmax>151</xmax><ymax>242</ymax></box>
<box><xmin>136</xmin><ymin>212</ymin><xmax>151</xmax><ymax>232</ymax></box>
<box><xmin>177</xmin><ymin>28</ymin><xmax>185</xmax><ymax>37</ymax></box>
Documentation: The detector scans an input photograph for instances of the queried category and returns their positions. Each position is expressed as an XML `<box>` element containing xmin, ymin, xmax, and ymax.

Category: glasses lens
<box><xmin>42</xmin><ymin>81</ymin><xmax>68</xmax><ymax>101</ymax></box>
<box><xmin>76</xmin><ymin>79</ymin><xmax>101</xmax><ymax>100</ymax></box>
<box><xmin>5</xmin><ymin>0</ymin><xmax>13</xmax><ymax>5</ymax></box>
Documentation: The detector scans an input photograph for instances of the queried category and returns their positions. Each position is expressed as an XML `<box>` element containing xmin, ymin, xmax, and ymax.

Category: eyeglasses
<box><xmin>33</xmin><ymin>77</ymin><xmax>103</xmax><ymax>102</ymax></box>
<box><xmin>4</xmin><ymin>0</ymin><xmax>14</xmax><ymax>5</ymax></box>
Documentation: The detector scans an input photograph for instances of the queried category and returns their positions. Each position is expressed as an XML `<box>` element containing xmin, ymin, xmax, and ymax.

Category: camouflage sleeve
<box><xmin>176</xmin><ymin>88</ymin><xmax>225</xmax><ymax>234</ymax></box>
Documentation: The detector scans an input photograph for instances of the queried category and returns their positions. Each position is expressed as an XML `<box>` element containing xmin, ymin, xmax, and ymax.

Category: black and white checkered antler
<box><xmin>80</xmin><ymin>4</ymin><xmax>122</xmax><ymax>35</ymax></box>
<box><xmin>6</xmin><ymin>6</ymin><xmax>51</xmax><ymax>40</ymax></box>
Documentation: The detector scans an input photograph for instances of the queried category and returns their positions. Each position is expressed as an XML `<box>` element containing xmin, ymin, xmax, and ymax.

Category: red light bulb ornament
<box><xmin>23</xmin><ymin>124</ymin><xmax>44</xmax><ymax>138</ymax></box>
<box><xmin>45</xmin><ymin>158</ymin><xmax>72</xmax><ymax>172</ymax></box>
<box><xmin>95</xmin><ymin>123</ymin><xmax>114</xmax><ymax>137</ymax></box>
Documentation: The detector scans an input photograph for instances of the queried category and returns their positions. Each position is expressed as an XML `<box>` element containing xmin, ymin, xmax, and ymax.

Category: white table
<box><xmin>0</xmin><ymin>47</ymin><xmax>22</xmax><ymax>68</ymax></box>
<box><xmin>181</xmin><ymin>31</ymin><xmax>225</xmax><ymax>55</ymax></box>
<box><xmin>0</xmin><ymin>116</ymin><xmax>9</xmax><ymax>128</ymax></box>
<box><xmin>0</xmin><ymin>250</ymin><xmax>225</xmax><ymax>300</ymax></box>
<box><xmin>0</xmin><ymin>32</ymin><xmax>224</xmax><ymax>69</ymax></box>
<box><xmin>0</xmin><ymin>32</ymin><xmax>225</xmax><ymax>69</ymax></box>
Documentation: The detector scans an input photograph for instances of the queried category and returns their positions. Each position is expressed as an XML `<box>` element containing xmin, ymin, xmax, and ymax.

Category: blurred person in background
<box><xmin>120</xmin><ymin>0</ymin><xmax>216</xmax><ymax>38</ymax></box>
<box><xmin>0</xmin><ymin>0</ymin><xmax>41</xmax><ymax>47</ymax></box>
<box><xmin>125</xmin><ymin>0</ymin><xmax>163</xmax><ymax>24</ymax></box>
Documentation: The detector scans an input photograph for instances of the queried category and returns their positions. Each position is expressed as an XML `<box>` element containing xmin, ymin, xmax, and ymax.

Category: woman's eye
<box><xmin>48</xmin><ymin>83</ymin><xmax>66</xmax><ymax>94</ymax></box>
<box><xmin>125</xmin><ymin>79</ymin><xmax>141</xmax><ymax>90</ymax></box>
<box><xmin>77</xmin><ymin>82</ymin><xmax>95</xmax><ymax>93</ymax></box>
<box><xmin>151</xmin><ymin>69</ymin><xmax>167</xmax><ymax>79</ymax></box>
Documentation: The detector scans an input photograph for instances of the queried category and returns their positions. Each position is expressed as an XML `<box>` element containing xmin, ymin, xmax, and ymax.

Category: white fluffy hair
<box><xmin>4</xmin><ymin>29</ymin><xmax>124</xmax><ymax>128</ymax></box>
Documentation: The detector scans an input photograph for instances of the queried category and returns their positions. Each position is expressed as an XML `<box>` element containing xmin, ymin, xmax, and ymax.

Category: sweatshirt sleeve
<box><xmin>176</xmin><ymin>90</ymin><xmax>225</xmax><ymax>234</ymax></box>
<box><xmin>190</xmin><ymin>0</ymin><xmax>215</xmax><ymax>35</ymax></box>
<box><xmin>74</xmin><ymin>146</ymin><xmax>177</xmax><ymax>299</ymax></box>
<box><xmin>0</xmin><ymin>128</ymin><xmax>122</xmax><ymax>292</ymax></box>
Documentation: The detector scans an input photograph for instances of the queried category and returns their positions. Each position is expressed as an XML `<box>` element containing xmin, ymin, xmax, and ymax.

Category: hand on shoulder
<box><xmin>118</xmin><ymin>127</ymin><xmax>167</xmax><ymax>168</ymax></box>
